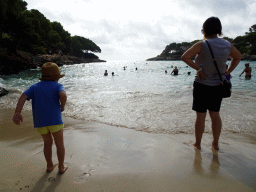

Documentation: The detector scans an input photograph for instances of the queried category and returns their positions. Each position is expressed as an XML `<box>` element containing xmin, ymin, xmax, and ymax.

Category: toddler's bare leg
<box><xmin>194</xmin><ymin>112</ymin><xmax>207</xmax><ymax>150</ymax></box>
<box><xmin>41</xmin><ymin>132</ymin><xmax>55</xmax><ymax>172</ymax></box>
<box><xmin>52</xmin><ymin>129</ymin><xmax>67</xmax><ymax>174</ymax></box>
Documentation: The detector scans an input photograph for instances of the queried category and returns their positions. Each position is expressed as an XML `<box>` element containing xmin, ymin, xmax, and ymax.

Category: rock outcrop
<box><xmin>0</xmin><ymin>87</ymin><xmax>8</xmax><ymax>97</ymax></box>
<box><xmin>0</xmin><ymin>51</ymin><xmax>106</xmax><ymax>75</ymax></box>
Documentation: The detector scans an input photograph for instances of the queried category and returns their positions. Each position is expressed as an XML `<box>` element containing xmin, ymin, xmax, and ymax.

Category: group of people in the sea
<box><xmin>104</xmin><ymin>64</ymin><xmax>190</xmax><ymax>76</ymax></box>
<box><xmin>103</xmin><ymin>66</ymin><xmax>138</xmax><ymax>76</ymax></box>
<box><xmin>104</xmin><ymin>62</ymin><xmax>252</xmax><ymax>78</ymax></box>
<box><xmin>166</xmin><ymin>62</ymin><xmax>252</xmax><ymax>78</ymax></box>
<box><xmin>167</xmin><ymin>62</ymin><xmax>252</xmax><ymax>79</ymax></box>
<box><xmin>104</xmin><ymin>66</ymin><xmax>183</xmax><ymax>76</ymax></box>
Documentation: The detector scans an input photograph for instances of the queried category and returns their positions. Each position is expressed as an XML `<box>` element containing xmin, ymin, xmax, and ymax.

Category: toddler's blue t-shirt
<box><xmin>23</xmin><ymin>81</ymin><xmax>65</xmax><ymax>128</ymax></box>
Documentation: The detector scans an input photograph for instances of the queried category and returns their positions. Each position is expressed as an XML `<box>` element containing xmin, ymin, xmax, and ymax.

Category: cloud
<box><xmin>93</xmin><ymin>34</ymin><xmax>112</xmax><ymax>45</ymax></box>
<box><xmin>25</xmin><ymin>0</ymin><xmax>256</xmax><ymax>60</ymax></box>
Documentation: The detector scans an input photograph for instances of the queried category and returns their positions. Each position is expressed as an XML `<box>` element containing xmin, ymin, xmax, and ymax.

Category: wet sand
<box><xmin>0</xmin><ymin>108</ymin><xmax>256</xmax><ymax>192</ymax></box>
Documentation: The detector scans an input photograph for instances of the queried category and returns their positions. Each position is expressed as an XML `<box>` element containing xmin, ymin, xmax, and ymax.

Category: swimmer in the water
<box><xmin>171</xmin><ymin>66</ymin><xmax>179</xmax><ymax>75</ymax></box>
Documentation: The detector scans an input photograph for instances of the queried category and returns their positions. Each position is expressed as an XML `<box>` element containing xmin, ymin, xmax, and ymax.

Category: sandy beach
<box><xmin>0</xmin><ymin>108</ymin><xmax>256</xmax><ymax>192</ymax></box>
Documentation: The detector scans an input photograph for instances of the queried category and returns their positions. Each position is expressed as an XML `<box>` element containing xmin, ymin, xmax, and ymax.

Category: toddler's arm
<box><xmin>12</xmin><ymin>94</ymin><xmax>28</xmax><ymax>125</ymax></box>
<box><xmin>59</xmin><ymin>91</ymin><xmax>67</xmax><ymax>112</ymax></box>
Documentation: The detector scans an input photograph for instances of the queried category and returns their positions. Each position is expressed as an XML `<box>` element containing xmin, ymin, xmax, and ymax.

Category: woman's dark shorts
<box><xmin>193</xmin><ymin>81</ymin><xmax>223</xmax><ymax>113</ymax></box>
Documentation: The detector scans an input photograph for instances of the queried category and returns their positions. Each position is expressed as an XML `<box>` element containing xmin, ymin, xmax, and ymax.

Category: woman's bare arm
<box><xmin>181</xmin><ymin>42</ymin><xmax>206</xmax><ymax>80</ymax></box>
<box><xmin>228</xmin><ymin>44</ymin><xmax>242</xmax><ymax>75</ymax></box>
<box><xmin>181</xmin><ymin>42</ymin><xmax>202</xmax><ymax>70</ymax></box>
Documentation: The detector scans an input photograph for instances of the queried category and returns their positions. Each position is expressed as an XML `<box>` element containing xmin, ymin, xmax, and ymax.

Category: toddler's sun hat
<box><xmin>39</xmin><ymin>62</ymin><xmax>65</xmax><ymax>81</ymax></box>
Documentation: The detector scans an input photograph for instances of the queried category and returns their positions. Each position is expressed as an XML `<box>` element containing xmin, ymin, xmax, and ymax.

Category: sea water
<box><xmin>0</xmin><ymin>60</ymin><xmax>255</xmax><ymax>134</ymax></box>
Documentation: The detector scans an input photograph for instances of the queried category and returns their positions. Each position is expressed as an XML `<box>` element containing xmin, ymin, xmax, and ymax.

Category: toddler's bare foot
<box><xmin>46</xmin><ymin>164</ymin><xmax>57</xmax><ymax>172</ymax></box>
<box><xmin>212</xmin><ymin>142</ymin><xmax>219</xmax><ymax>151</ymax></box>
<box><xmin>58</xmin><ymin>166</ymin><xmax>68</xmax><ymax>174</ymax></box>
<box><xmin>193</xmin><ymin>143</ymin><xmax>201</xmax><ymax>150</ymax></box>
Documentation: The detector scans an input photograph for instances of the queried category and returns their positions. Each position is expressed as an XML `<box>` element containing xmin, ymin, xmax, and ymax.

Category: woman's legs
<box><xmin>209</xmin><ymin>111</ymin><xmax>222</xmax><ymax>150</ymax></box>
<box><xmin>194</xmin><ymin>112</ymin><xmax>207</xmax><ymax>150</ymax></box>
<box><xmin>52</xmin><ymin>129</ymin><xmax>67</xmax><ymax>174</ymax></box>
<box><xmin>41</xmin><ymin>132</ymin><xmax>55</xmax><ymax>172</ymax></box>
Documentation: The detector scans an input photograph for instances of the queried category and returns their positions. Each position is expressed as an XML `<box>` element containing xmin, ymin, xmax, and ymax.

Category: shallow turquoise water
<box><xmin>1</xmin><ymin>60</ymin><xmax>256</xmax><ymax>134</ymax></box>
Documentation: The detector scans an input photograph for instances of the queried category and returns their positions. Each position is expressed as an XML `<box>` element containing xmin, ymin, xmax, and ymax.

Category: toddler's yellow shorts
<box><xmin>37</xmin><ymin>124</ymin><xmax>64</xmax><ymax>134</ymax></box>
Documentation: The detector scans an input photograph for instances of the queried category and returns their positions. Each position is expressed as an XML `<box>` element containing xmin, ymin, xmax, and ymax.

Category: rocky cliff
<box><xmin>0</xmin><ymin>51</ymin><xmax>106</xmax><ymax>75</ymax></box>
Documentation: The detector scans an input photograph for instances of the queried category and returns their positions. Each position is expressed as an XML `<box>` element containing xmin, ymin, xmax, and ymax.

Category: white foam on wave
<box><xmin>62</xmin><ymin>87</ymin><xmax>256</xmax><ymax>135</ymax></box>
<box><xmin>63</xmin><ymin>90</ymin><xmax>197</xmax><ymax>134</ymax></box>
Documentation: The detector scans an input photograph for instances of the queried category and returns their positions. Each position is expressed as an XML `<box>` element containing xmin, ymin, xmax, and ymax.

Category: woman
<box><xmin>181</xmin><ymin>17</ymin><xmax>241</xmax><ymax>150</ymax></box>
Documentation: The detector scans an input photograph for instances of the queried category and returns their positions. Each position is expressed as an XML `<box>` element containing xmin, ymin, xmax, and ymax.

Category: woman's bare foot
<box><xmin>212</xmin><ymin>142</ymin><xmax>219</xmax><ymax>151</ymax></box>
<box><xmin>58</xmin><ymin>166</ymin><xmax>68</xmax><ymax>174</ymax></box>
<box><xmin>193</xmin><ymin>143</ymin><xmax>201</xmax><ymax>150</ymax></box>
<box><xmin>46</xmin><ymin>164</ymin><xmax>58</xmax><ymax>172</ymax></box>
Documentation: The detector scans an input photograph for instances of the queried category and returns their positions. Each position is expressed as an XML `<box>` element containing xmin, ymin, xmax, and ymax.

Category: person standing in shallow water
<box><xmin>171</xmin><ymin>66</ymin><xmax>179</xmax><ymax>75</ymax></box>
<box><xmin>181</xmin><ymin>17</ymin><xmax>241</xmax><ymax>151</ymax></box>
<box><xmin>239</xmin><ymin>63</ymin><xmax>252</xmax><ymax>79</ymax></box>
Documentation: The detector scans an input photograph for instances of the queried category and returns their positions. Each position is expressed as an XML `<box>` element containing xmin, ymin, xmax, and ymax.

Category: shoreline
<box><xmin>1</xmin><ymin>108</ymin><xmax>256</xmax><ymax>191</ymax></box>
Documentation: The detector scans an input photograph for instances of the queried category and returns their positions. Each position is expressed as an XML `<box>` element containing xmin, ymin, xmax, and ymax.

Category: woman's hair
<box><xmin>203</xmin><ymin>17</ymin><xmax>222</xmax><ymax>37</ymax></box>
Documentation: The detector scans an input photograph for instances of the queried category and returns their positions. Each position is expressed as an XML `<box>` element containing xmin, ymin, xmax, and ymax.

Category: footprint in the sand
<box><xmin>220</xmin><ymin>141</ymin><xmax>230</xmax><ymax>145</ymax></box>
<box><xmin>183</xmin><ymin>141</ymin><xmax>194</xmax><ymax>146</ymax></box>
<box><xmin>100</xmin><ymin>156</ymin><xmax>110</xmax><ymax>161</ymax></box>
<box><xmin>74</xmin><ymin>172</ymin><xmax>91</xmax><ymax>183</ymax></box>
<box><xmin>48</xmin><ymin>177</ymin><xmax>56</xmax><ymax>182</ymax></box>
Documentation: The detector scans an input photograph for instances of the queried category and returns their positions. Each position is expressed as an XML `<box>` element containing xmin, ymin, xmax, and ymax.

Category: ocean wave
<box><xmin>1</xmin><ymin>60</ymin><xmax>256</xmax><ymax>135</ymax></box>
<box><xmin>62</xmin><ymin>89</ymin><xmax>256</xmax><ymax>135</ymax></box>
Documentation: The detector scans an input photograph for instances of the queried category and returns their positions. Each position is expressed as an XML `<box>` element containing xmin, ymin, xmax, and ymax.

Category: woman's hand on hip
<box><xmin>197</xmin><ymin>70</ymin><xmax>206</xmax><ymax>80</ymax></box>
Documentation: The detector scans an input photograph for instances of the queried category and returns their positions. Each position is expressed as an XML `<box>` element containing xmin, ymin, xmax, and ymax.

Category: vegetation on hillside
<box><xmin>156</xmin><ymin>25</ymin><xmax>256</xmax><ymax>60</ymax></box>
<box><xmin>0</xmin><ymin>0</ymin><xmax>101</xmax><ymax>59</ymax></box>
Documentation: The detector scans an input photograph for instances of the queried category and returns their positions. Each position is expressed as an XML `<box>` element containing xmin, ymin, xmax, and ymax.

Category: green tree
<box><xmin>0</xmin><ymin>0</ymin><xmax>29</xmax><ymax>54</ymax></box>
<box><xmin>21</xmin><ymin>9</ymin><xmax>53</xmax><ymax>53</ymax></box>
<box><xmin>245</xmin><ymin>25</ymin><xmax>256</xmax><ymax>55</ymax></box>
<box><xmin>51</xmin><ymin>22</ymin><xmax>72</xmax><ymax>54</ymax></box>
<box><xmin>16</xmin><ymin>10</ymin><xmax>42</xmax><ymax>53</ymax></box>
<box><xmin>0</xmin><ymin>0</ymin><xmax>46</xmax><ymax>54</ymax></box>
<box><xmin>0</xmin><ymin>0</ymin><xmax>102</xmax><ymax>59</ymax></box>
<box><xmin>48</xmin><ymin>30</ymin><xmax>62</xmax><ymax>46</ymax></box>
<box><xmin>71</xmin><ymin>35</ymin><xmax>101</xmax><ymax>58</ymax></box>
<box><xmin>30</xmin><ymin>9</ymin><xmax>52</xmax><ymax>40</ymax></box>
<box><xmin>223</xmin><ymin>37</ymin><xmax>233</xmax><ymax>43</ymax></box>
<box><xmin>160</xmin><ymin>43</ymin><xmax>177</xmax><ymax>57</ymax></box>
<box><xmin>190</xmin><ymin>40</ymin><xmax>200</xmax><ymax>45</ymax></box>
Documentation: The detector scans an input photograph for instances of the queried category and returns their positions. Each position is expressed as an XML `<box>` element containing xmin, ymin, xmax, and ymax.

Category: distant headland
<box><xmin>146</xmin><ymin>55</ymin><xmax>256</xmax><ymax>61</ymax></box>
<box><xmin>0</xmin><ymin>0</ymin><xmax>105</xmax><ymax>76</ymax></box>
<box><xmin>147</xmin><ymin>24</ymin><xmax>256</xmax><ymax>61</ymax></box>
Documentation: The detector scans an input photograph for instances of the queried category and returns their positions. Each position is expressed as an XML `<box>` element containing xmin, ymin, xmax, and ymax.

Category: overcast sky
<box><xmin>25</xmin><ymin>0</ymin><xmax>256</xmax><ymax>61</ymax></box>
